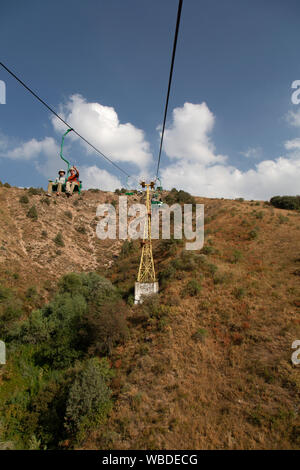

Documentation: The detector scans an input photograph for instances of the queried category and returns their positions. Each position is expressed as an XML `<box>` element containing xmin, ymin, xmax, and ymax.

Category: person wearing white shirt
<box><xmin>47</xmin><ymin>169</ymin><xmax>66</xmax><ymax>197</ymax></box>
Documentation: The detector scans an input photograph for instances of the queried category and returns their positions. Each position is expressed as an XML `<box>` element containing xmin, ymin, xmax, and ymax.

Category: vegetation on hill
<box><xmin>270</xmin><ymin>195</ymin><xmax>300</xmax><ymax>211</ymax></box>
<box><xmin>0</xmin><ymin>272</ymin><xmax>128</xmax><ymax>449</ymax></box>
<box><xmin>0</xmin><ymin>186</ymin><xmax>300</xmax><ymax>450</ymax></box>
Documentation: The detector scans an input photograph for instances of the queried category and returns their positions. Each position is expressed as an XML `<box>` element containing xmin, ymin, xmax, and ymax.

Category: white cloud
<box><xmin>160</xmin><ymin>102</ymin><xmax>300</xmax><ymax>200</ymax></box>
<box><xmin>286</xmin><ymin>108</ymin><xmax>300</xmax><ymax>127</ymax></box>
<box><xmin>0</xmin><ymin>136</ymin><xmax>58</xmax><ymax>161</ymax></box>
<box><xmin>240</xmin><ymin>146</ymin><xmax>262</xmax><ymax>159</ymax></box>
<box><xmin>51</xmin><ymin>94</ymin><xmax>152</xmax><ymax>170</ymax></box>
<box><xmin>162</xmin><ymin>102</ymin><xmax>227</xmax><ymax>165</ymax></box>
<box><xmin>284</xmin><ymin>137</ymin><xmax>300</xmax><ymax>150</ymax></box>
<box><xmin>80</xmin><ymin>165</ymin><xmax>121</xmax><ymax>191</ymax></box>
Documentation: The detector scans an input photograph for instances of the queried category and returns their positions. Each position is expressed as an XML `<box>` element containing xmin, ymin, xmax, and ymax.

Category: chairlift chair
<box><xmin>50</xmin><ymin>128</ymin><xmax>82</xmax><ymax>194</ymax></box>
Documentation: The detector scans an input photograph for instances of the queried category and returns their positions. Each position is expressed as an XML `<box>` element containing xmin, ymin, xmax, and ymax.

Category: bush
<box><xmin>0</xmin><ymin>285</ymin><xmax>23</xmax><ymax>338</ymax></box>
<box><xmin>27</xmin><ymin>205</ymin><xmax>38</xmax><ymax>221</ymax></box>
<box><xmin>75</xmin><ymin>225</ymin><xmax>86</xmax><ymax>234</ymax></box>
<box><xmin>233</xmin><ymin>287</ymin><xmax>246</xmax><ymax>299</ymax></box>
<box><xmin>192</xmin><ymin>328</ymin><xmax>207</xmax><ymax>343</ymax></box>
<box><xmin>270</xmin><ymin>195</ymin><xmax>300</xmax><ymax>211</ymax></box>
<box><xmin>229</xmin><ymin>249</ymin><xmax>243</xmax><ymax>264</ymax></box>
<box><xmin>25</xmin><ymin>286</ymin><xmax>38</xmax><ymax>300</ymax></box>
<box><xmin>165</xmin><ymin>188</ymin><xmax>195</xmax><ymax>205</ymax></box>
<box><xmin>3</xmin><ymin>182</ymin><xmax>11</xmax><ymax>188</ymax></box>
<box><xmin>53</xmin><ymin>232</ymin><xmax>64</xmax><ymax>247</ymax></box>
<box><xmin>248</xmin><ymin>230</ymin><xmax>258</xmax><ymax>240</ymax></box>
<box><xmin>28</xmin><ymin>187</ymin><xmax>44</xmax><ymax>196</ymax></box>
<box><xmin>65</xmin><ymin>358</ymin><xmax>113</xmax><ymax>437</ymax></box>
<box><xmin>41</xmin><ymin>197</ymin><xmax>50</xmax><ymax>206</ymax></box>
<box><xmin>182</xmin><ymin>279</ymin><xmax>201</xmax><ymax>297</ymax></box>
<box><xmin>84</xmin><ymin>300</ymin><xmax>128</xmax><ymax>355</ymax></box>
<box><xmin>201</xmin><ymin>245</ymin><xmax>216</xmax><ymax>255</ymax></box>
<box><xmin>19</xmin><ymin>195</ymin><xmax>29</xmax><ymax>204</ymax></box>
<box><xmin>278</xmin><ymin>214</ymin><xmax>289</xmax><ymax>224</ymax></box>
<box><xmin>120</xmin><ymin>240</ymin><xmax>135</xmax><ymax>257</ymax></box>
<box><xmin>64</xmin><ymin>210</ymin><xmax>73</xmax><ymax>220</ymax></box>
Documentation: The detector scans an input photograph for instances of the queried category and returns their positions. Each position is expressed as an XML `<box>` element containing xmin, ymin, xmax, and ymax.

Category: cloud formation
<box><xmin>160</xmin><ymin>102</ymin><xmax>300</xmax><ymax>200</ymax></box>
<box><xmin>0</xmin><ymin>136</ymin><xmax>57</xmax><ymax>161</ymax></box>
<box><xmin>51</xmin><ymin>94</ymin><xmax>153</xmax><ymax>170</ymax></box>
<box><xmin>80</xmin><ymin>165</ymin><xmax>121</xmax><ymax>191</ymax></box>
<box><xmin>162</xmin><ymin>102</ymin><xmax>226</xmax><ymax>165</ymax></box>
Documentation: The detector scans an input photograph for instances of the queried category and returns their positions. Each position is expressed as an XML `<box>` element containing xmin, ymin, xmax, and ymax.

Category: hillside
<box><xmin>0</xmin><ymin>185</ymin><xmax>299</xmax><ymax>450</ymax></box>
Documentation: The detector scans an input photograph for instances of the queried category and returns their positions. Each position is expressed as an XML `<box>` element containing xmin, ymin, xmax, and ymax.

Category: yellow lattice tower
<box><xmin>137</xmin><ymin>181</ymin><xmax>156</xmax><ymax>283</ymax></box>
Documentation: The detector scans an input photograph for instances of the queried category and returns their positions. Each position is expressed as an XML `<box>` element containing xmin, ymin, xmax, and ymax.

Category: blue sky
<box><xmin>1</xmin><ymin>0</ymin><xmax>300</xmax><ymax>199</ymax></box>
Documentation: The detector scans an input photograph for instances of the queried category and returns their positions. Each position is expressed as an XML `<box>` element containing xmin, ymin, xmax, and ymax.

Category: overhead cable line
<box><xmin>155</xmin><ymin>0</ymin><xmax>183</xmax><ymax>180</ymax></box>
<box><xmin>0</xmin><ymin>61</ymin><xmax>131</xmax><ymax>177</ymax></box>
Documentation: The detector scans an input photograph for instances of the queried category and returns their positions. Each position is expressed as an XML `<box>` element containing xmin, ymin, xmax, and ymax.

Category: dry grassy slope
<box><xmin>0</xmin><ymin>186</ymin><xmax>300</xmax><ymax>449</ymax></box>
<box><xmin>88</xmin><ymin>197</ymin><xmax>300</xmax><ymax>450</ymax></box>
<box><xmin>0</xmin><ymin>186</ymin><xmax>128</xmax><ymax>296</ymax></box>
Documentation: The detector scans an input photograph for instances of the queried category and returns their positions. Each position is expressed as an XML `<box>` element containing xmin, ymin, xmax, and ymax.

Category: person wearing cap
<box><xmin>65</xmin><ymin>166</ymin><xmax>80</xmax><ymax>196</ymax></box>
<box><xmin>47</xmin><ymin>169</ymin><xmax>66</xmax><ymax>197</ymax></box>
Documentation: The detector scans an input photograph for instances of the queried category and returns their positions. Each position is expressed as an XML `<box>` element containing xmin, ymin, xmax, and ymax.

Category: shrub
<box><xmin>120</xmin><ymin>240</ymin><xmax>135</xmax><ymax>257</ymax></box>
<box><xmin>278</xmin><ymin>214</ymin><xmax>289</xmax><ymax>224</ymax></box>
<box><xmin>165</xmin><ymin>188</ymin><xmax>195</xmax><ymax>205</ymax></box>
<box><xmin>75</xmin><ymin>225</ymin><xmax>86</xmax><ymax>234</ymax></box>
<box><xmin>28</xmin><ymin>187</ymin><xmax>44</xmax><ymax>196</ymax></box>
<box><xmin>41</xmin><ymin>197</ymin><xmax>50</xmax><ymax>206</ymax></box>
<box><xmin>3</xmin><ymin>182</ymin><xmax>11</xmax><ymax>188</ymax></box>
<box><xmin>213</xmin><ymin>272</ymin><xmax>232</xmax><ymax>285</ymax></box>
<box><xmin>235</xmin><ymin>197</ymin><xmax>244</xmax><ymax>202</ymax></box>
<box><xmin>233</xmin><ymin>287</ymin><xmax>246</xmax><ymax>299</ymax></box>
<box><xmin>159</xmin><ymin>265</ymin><xmax>176</xmax><ymax>288</ymax></box>
<box><xmin>53</xmin><ymin>232</ymin><xmax>64</xmax><ymax>247</ymax></box>
<box><xmin>206</xmin><ymin>263</ymin><xmax>218</xmax><ymax>275</ymax></box>
<box><xmin>182</xmin><ymin>279</ymin><xmax>201</xmax><ymax>297</ymax></box>
<box><xmin>171</xmin><ymin>251</ymin><xmax>197</xmax><ymax>272</ymax></box>
<box><xmin>255</xmin><ymin>211</ymin><xmax>264</xmax><ymax>219</ymax></box>
<box><xmin>270</xmin><ymin>195</ymin><xmax>300</xmax><ymax>211</ymax></box>
<box><xmin>41</xmin><ymin>230</ymin><xmax>47</xmax><ymax>239</ymax></box>
<box><xmin>65</xmin><ymin>358</ymin><xmax>113</xmax><ymax>437</ymax></box>
<box><xmin>248</xmin><ymin>230</ymin><xmax>258</xmax><ymax>240</ymax></box>
<box><xmin>27</xmin><ymin>205</ymin><xmax>38</xmax><ymax>221</ymax></box>
<box><xmin>84</xmin><ymin>300</ymin><xmax>128</xmax><ymax>355</ymax></box>
<box><xmin>230</xmin><ymin>249</ymin><xmax>243</xmax><ymax>264</ymax></box>
<box><xmin>202</xmin><ymin>245</ymin><xmax>215</xmax><ymax>255</ymax></box>
<box><xmin>192</xmin><ymin>328</ymin><xmax>207</xmax><ymax>343</ymax></box>
<box><xmin>0</xmin><ymin>285</ymin><xmax>23</xmax><ymax>338</ymax></box>
<box><xmin>19</xmin><ymin>195</ymin><xmax>29</xmax><ymax>204</ymax></box>
<box><xmin>25</xmin><ymin>286</ymin><xmax>38</xmax><ymax>300</ymax></box>
<box><xmin>64</xmin><ymin>210</ymin><xmax>73</xmax><ymax>219</ymax></box>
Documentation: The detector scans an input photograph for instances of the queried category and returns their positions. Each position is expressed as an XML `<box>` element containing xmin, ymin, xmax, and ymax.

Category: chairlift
<box><xmin>125</xmin><ymin>176</ymin><xmax>135</xmax><ymax>196</ymax></box>
<box><xmin>50</xmin><ymin>129</ymin><xmax>82</xmax><ymax>194</ymax></box>
<box><xmin>151</xmin><ymin>177</ymin><xmax>163</xmax><ymax>206</ymax></box>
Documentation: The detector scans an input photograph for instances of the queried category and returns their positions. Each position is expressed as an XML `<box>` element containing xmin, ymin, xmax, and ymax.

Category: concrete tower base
<box><xmin>134</xmin><ymin>282</ymin><xmax>159</xmax><ymax>304</ymax></box>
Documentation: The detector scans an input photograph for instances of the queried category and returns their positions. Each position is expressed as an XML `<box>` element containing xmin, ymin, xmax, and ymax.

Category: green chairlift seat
<box><xmin>125</xmin><ymin>176</ymin><xmax>135</xmax><ymax>195</ymax></box>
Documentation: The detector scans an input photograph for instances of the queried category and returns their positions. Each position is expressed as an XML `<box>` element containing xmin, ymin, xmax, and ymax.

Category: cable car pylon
<box><xmin>134</xmin><ymin>179</ymin><xmax>159</xmax><ymax>304</ymax></box>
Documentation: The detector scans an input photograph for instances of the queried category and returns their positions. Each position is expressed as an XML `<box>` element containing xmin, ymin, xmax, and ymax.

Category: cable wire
<box><xmin>0</xmin><ymin>61</ymin><xmax>131</xmax><ymax>177</ymax></box>
<box><xmin>155</xmin><ymin>0</ymin><xmax>183</xmax><ymax>180</ymax></box>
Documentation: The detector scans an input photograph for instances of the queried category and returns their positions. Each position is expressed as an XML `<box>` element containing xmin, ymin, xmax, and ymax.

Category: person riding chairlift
<box><xmin>47</xmin><ymin>169</ymin><xmax>66</xmax><ymax>197</ymax></box>
<box><xmin>66</xmin><ymin>166</ymin><xmax>80</xmax><ymax>197</ymax></box>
